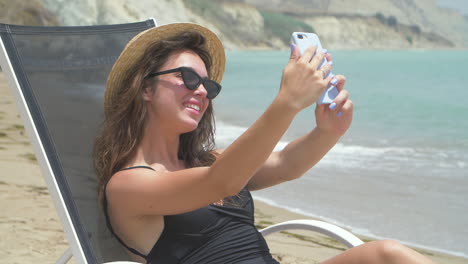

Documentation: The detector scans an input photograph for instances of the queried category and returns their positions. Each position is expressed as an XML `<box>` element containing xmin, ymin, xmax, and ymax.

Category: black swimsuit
<box><xmin>103</xmin><ymin>166</ymin><xmax>279</xmax><ymax>264</ymax></box>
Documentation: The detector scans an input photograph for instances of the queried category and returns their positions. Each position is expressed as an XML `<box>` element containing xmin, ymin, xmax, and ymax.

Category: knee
<box><xmin>375</xmin><ymin>239</ymin><xmax>408</xmax><ymax>263</ymax></box>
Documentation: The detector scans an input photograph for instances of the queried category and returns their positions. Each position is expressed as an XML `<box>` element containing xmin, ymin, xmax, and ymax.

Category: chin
<box><xmin>179</xmin><ymin>120</ymin><xmax>200</xmax><ymax>134</ymax></box>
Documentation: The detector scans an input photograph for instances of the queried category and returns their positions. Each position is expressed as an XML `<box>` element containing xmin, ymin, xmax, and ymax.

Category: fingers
<box><xmin>340</xmin><ymin>99</ymin><xmax>354</xmax><ymax>117</ymax></box>
<box><xmin>330</xmin><ymin>94</ymin><xmax>352</xmax><ymax>119</ymax></box>
<box><xmin>336</xmin><ymin>75</ymin><xmax>346</xmax><ymax>91</ymax></box>
<box><xmin>289</xmin><ymin>44</ymin><xmax>300</xmax><ymax>62</ymax></box>
<box><xmin>296</xmin><ymin>46</ymin><xmax>331</xmax><ymax>84</ymax></box>
<box><xmin>320</xmin><ymin>61</ymin><xmax>333</xmax><ymax>79</ymax></box>
<box><xmin>331</xmin><ymin>74</ymin><xmax>346</xmax><ymax>91</ymax></box>
<box><xmin>293</xmin><ymin>45</ymin><xmax>330</xmax><ymax>75</ymax></box>
<box><xmin>327</xmin><ymin>75</ymin><xmax>350</xmax><ymax>114</ymax></box>
<box><xmin>282</xmin><ymin>45</ymin><xmax>335</xmax><ymax>110</ymax></box>
<box><xmin>331</xmin><ymin>89</ymin><xmax>349</xmax><ymax>109</ymax></box>
<box><xmin>309</xmin><ymin>50</ymin><xmax>326</xmax><ymax>70</ymax></box>
<box><xmin>298</xmin><ymin>45</ymin><xmax>327</xmax><ymax>69</ymax></box>
<box><xmin>298</xmin><ymin>45</ymin><xmax>319</xmax><ymax>64</ymax></box>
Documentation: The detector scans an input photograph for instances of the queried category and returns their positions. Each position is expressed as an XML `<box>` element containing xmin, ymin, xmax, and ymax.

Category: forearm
<box><xmin>276</xmin><ymin>127</ymin><xmax>341</xmax><ymax>180</ymax></box>
<box><xmin>210</xmin><ymin>44</ymin><xmax>333</xmax><ymax>194</ymax></box>
<box><xmin>209</xmin><ymin>96</ymin><xmax>298</xmax><ymax>195</ymax></box>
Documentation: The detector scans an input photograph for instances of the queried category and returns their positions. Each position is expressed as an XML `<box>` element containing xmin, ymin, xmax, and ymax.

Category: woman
<box><xmin>94</xmin><ymin>23</ymin><xmax>435</xmax><ymax>264</ymax></box>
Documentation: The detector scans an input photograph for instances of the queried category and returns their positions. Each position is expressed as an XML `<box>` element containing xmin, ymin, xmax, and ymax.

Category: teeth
<box><xmin>184</xmin><ymin>103</ymin><xmax>200</xmax><ymax>111</ymax></box>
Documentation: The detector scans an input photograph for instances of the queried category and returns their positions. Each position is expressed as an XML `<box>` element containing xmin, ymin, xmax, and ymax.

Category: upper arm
<box><xmin>247</xmin><ymin>151</ymin><xmax>290</xmax><ymax>191</ymax></box>
<box><xmin>106</xmin><ymin>166</ymin><xmax>231</xmax><ymax>216</ymax></box>
<box><xmin>213</xmin><ymin>148</ymin><xmax>289</xmax><ymax>191</ymax></box>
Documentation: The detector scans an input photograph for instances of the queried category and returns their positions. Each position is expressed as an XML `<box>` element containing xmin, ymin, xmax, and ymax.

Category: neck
<box><xmin>130</xmin><ymin>118</ymin><xmax>183</xmax><ymax>169</ymax></box>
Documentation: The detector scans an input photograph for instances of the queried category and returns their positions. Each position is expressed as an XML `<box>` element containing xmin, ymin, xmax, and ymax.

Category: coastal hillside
<box><xmin>245</xmin><ymin>0</ymin><xmax>468</xmax><ymax>48</ymax></box>
<box><xmin>0</xmin><ymin>0</ymin><xmax>466</xmax><ymax>49</ymax></box>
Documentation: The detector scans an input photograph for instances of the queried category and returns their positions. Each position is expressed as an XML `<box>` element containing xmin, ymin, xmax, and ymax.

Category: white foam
<box><xmin>215</xmin><ymin>120</ymin><xmax>288</xmax><ymax>152</ymax></box>
<box><xmin>214</xmin><ymin>120</ymin><xmax>247</xmax><ymax>144</ymax></box>
<box><xmin>215</xmin><ymin>120</ymin><xmax>466</xmax><ymax>172</ymax></box>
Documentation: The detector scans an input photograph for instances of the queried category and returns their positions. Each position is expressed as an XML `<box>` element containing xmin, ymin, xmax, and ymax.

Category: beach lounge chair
<box><xmin>0</xmin><ymin>19</ymin><xmax>363</xmax><ymax>264</ymax></box>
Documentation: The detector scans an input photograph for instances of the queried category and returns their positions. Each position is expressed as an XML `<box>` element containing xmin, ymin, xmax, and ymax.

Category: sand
<box><xmin>0</xmin><ymin>72</ymin><xmax>71</xmax><ymax>263</ymax></box>
<box><xmin>255</xmin><ymin>200</ymin><xmax>468</xmax><ymax>264</ymax></box>
<box><xmin>1</xmin><ymin>72</ymin><xmax>466</xmax><ymax>263</ymax></box>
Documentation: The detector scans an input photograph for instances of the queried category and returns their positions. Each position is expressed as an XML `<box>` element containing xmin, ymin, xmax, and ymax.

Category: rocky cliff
<box><xmin>245</xmin><ymin>0</ymin><xmax>468</xmax><ymax>49</ymax></box>
<box><xmin>0</xmin><ymin>0</ymin><xmax>466</xmax><ymax>50</ymax></box>
<box><xmin>0</xmin><ymin>0</ymin><xmax>58</xmax><ymax>26</ymax></box>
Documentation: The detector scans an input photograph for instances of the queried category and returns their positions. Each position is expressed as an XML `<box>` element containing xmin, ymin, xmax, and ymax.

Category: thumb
<box><xmin>289</xmin><ymin>43</ymin><xmax>300</xmax><ymax>61</ymax></box>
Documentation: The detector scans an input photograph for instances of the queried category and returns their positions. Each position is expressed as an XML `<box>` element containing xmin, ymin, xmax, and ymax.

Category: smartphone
<box><xmin>291</xmin><ymin>32</ymin><xmax>338</xmax><ymax>104</ymax></box>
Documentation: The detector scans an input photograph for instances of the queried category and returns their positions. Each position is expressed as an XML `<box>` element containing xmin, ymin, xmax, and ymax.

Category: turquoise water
<box><xmin>217</xmin><ymin>50</ymin><xmax>468</xmax><ymax>150</ymax></box>
<box><xmin>214</xmin><ymin>50</ymin><xmax>468</xmax><ymax>257</ymax></box>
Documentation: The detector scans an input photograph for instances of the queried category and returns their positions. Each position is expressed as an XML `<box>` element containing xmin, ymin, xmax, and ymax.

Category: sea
<box><xmin>213</xmin><ymin>50</ymin><xmax>468</xmax><ymax>258</ymax></box>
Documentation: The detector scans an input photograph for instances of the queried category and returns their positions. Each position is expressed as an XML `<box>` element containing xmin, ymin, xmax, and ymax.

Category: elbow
<box><xmin>288</xmin><ymin>172</ymin><xmax>304</xmax><ymax>181</ymax></box>
<box><xmin>278</xmin><ymin>170</ymin><xmax>304</xmax><ymax>182</ymax></box>
<box><xmin>206</xmin><ymin>170</ymin><xmax>245</xmax><ymax>199</ymax></box>
<box><xmin>286</xmin><ymin>170</ymin><xmax>307</xmax><ymax>181</ymax></box>
<box><xmin>222</xmin><ymin>180</ymin><xmax>245</xmax><ymax>198</ymax></box>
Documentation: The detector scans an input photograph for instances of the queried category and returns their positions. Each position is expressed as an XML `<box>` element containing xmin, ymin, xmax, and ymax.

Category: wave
<box><xmin>215</xmin><ymin>120</ymin><xmax>467</xmax><ymax>172</ymax></box>
<box><xmin>215</xmin><ymin>120</ymin><xmax>288</xmax><ymax>151</ymax></box>
<box><xmin>217</xmin><ymin>119</ymin><xmax>468</xmax><ymax>257</ymax></box>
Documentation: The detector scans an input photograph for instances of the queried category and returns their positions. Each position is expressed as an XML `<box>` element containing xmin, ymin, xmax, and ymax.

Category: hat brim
<box><xmin>105</xmin><ymin>23</ymin><xmax>225</xmax><ymax>114</ymax></box>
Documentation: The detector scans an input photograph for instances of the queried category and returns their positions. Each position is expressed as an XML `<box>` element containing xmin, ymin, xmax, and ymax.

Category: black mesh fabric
<box><xmin>0</xmin><ymin>20</ymin><xmax>155</xmax><ymax>262</ymax></box>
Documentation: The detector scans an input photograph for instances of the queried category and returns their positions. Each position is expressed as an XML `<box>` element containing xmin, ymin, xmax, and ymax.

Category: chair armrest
<box><xmin>103</xmin><ymin>261</ymin><xmax>141</xmax><ymax>264</ymax></box>
<box><xmin>102</xmin><ymin>220</ymin><xmax>363</xmax><ymax>264</ymax></box>
<box><xmin>259</xmin><ymin>219</ymin><xmax>364</xmax><ymax>248</ymax></box>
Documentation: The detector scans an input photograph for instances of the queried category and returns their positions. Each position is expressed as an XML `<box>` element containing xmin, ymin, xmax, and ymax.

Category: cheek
<box><xmin>155</xmin><ymin>78</ymin><xmax>186</xmax><ymax>95</ymax></box>
<box><xmin>170</xmin><ymin>81</ymin><xmax>193</xmax><ymax>98</ymax></box>
<box><xmin>155</xmin><ymin>82</ymin><xmax>184</xmax><ymax>99</ymax></box>
<box><xmin>175</xmin><ymin>82</ymin><xmax>189</xmax><ymax>93</ymax></box>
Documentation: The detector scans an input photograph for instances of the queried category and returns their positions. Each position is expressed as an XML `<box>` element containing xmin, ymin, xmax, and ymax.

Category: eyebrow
<box><xmin>182</xmin><ymin>66</ymin><xmax>196</xmax><ymax>71</ymax></box>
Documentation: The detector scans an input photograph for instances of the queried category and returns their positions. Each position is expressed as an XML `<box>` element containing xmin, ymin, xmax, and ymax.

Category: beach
<box><xmin>1</xmin><ymin>71</ymin><xmax>467</xmax><ymax>264</ymax></box>
<box><xmin>0</xmin><ymin>73</ymin><xmax>70</xmax><ymax>263</ymax></box>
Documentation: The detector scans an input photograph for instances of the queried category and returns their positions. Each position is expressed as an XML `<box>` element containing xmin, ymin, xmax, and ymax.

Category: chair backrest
<box><xmin>0</xmin><ymin>19</ymin><xmax>156</xmax><ymax>263</ymax></box>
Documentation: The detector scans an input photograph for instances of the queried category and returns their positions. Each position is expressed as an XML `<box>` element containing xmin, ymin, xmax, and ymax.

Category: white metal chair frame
<box><xmin>57</xmin><ymin>219</ymin><xmax>363</xmax><ymax>264</ymax></box>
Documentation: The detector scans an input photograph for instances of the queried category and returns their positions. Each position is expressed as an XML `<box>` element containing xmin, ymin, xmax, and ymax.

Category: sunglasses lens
<box><xmin>182</xmin><ymin>69</ymin><xmax>220</xmax><ymax>99</ymax></box>
<box><xmin>205</xmin><ymin>81</ymin><xmax>221</xmax><ymax>99</ymax></box>
<box><xmin>182</xmin><ymin>70</ymin><xmax>200</xmax><ymax>90</ymax></box>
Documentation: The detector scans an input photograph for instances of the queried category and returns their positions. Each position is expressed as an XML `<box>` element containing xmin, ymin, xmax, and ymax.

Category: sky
<box><xmin>437</xmin><ymin>0</ymin><xmax>468</xmax><ymax>15</ymax></box>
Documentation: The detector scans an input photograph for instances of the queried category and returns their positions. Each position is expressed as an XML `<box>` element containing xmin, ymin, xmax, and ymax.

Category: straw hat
<box><xmin>105</xmin><ymin>23</ymin><xmax>226</xmax><ymax>115</ymax></box>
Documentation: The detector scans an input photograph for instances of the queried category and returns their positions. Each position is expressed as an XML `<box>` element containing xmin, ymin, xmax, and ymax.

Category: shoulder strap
<box><xmin>120</xmin><ymin>165</ymin><xmax>156</xmax><ymax>171</ymax></box>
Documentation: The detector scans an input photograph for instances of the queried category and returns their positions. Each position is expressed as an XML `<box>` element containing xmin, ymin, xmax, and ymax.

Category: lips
<box><xmin>183</xmin><ymin>103</ymin><xmax>200</xmax><ymax>111</ymax></box>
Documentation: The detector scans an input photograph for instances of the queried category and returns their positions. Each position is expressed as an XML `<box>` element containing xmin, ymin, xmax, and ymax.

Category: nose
<box><xmin>193</xmin><ymin>83</ymin><xmax>208</xmax><ymax>98</ymax></box>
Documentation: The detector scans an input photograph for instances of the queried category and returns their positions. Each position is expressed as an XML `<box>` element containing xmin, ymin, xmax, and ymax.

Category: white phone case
<box><xmin>291</xmin><ymin>32</ymin><xmax>338</xmax><ymax>104</ymax></box>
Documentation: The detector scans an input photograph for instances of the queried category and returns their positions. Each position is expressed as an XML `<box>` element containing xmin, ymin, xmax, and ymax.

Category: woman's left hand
<box><xmin>315</xmin><ymin>74</ymin><xmax>353</xmax><ymax>137</ymax></box>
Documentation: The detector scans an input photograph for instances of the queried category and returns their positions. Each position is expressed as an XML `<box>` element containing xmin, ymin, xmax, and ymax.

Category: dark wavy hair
<box><xmin>93</xmin><ymin>32</ymin><xmax>217</xmax><ymax>202</ymax></box>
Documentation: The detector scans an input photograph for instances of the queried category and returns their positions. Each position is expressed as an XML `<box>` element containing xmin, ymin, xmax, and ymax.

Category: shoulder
<box><xmin>106</xmin><ymin>166</ymin><xmax>160</xmax><ymax>200</ymax></box>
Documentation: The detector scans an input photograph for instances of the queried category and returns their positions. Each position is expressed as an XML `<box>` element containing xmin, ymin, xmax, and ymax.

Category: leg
<box><xmin>321</xmin><ymin>240</ymin><xmax>436</xmax><ymax>264</ymax></box>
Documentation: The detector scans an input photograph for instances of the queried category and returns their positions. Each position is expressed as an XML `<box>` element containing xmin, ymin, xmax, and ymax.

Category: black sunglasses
<box><xmin>145</xmin><ymin>67</ymin><xmax>221</xmax><ymax>99</ymax></box>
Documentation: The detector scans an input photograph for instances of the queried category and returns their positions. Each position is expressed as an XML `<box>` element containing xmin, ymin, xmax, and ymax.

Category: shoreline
<box><xmin>1</xmin><ymin>72</ymin><xmax>467</xmax><ymax>263</ymax></box>
<box><xmin>254</xmin><ymin>196</ymin><xmax>468</xmax><ymax>260</ymax></box>
<box><xmin>253</xmin><ymin>199</ymin><xmax>468</xmax><ymax>264</ymax></box>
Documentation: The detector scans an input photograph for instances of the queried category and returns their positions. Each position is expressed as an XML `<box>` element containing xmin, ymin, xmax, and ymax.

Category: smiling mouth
<box><xmin>184</xmin><ymin>103</ymin><xmax>200</xmax><ymax>111</ymax></box>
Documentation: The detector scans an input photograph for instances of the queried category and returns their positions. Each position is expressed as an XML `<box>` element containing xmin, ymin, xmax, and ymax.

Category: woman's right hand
<box><xmin>278</xmin><ymin>44</ymin><xmax>333</xmax><ymax>112</ymax></box>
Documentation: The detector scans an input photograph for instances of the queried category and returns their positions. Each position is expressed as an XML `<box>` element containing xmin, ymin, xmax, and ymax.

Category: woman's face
<box><xmin>143</xmin><ymin>49</ymin><xmax>210</xmax><ymax>134</ymax></box>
